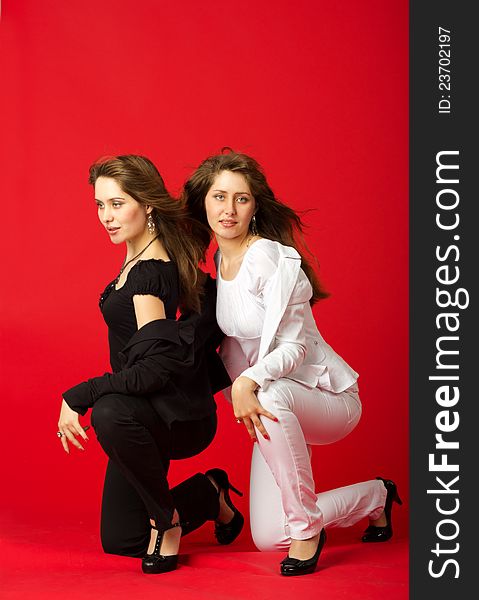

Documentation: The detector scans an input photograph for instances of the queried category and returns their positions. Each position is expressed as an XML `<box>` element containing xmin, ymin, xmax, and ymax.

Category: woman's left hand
<box><xmin>231</xmin><ymin>377</ymin><xmax>278</xmax><ymax>441</ymax></box>
<box><xmin>57</xmin><ymin>399</ymin><xmax>89</xmax><ymax>454</ymax></box>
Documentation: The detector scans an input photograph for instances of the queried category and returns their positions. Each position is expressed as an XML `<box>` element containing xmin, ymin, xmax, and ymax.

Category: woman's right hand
<box><xmin>57</xmin><ymin>399</ymin><xmax>89</xmax><ymax>454</ymax></box>
<box><xmin>231</xmin><ymin>376</ymin><xmax>278</xmax><ymax>441</ymax></box>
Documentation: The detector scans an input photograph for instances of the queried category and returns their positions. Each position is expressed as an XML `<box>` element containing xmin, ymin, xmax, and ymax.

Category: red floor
<box><xmin>1</xmin><ymin>518</ymin><xmax>408</xmax><ymax>600</ymax></box>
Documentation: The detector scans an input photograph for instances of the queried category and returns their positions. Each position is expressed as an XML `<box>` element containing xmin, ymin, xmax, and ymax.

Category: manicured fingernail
<box><xmin>264</xmin><ymin>435</ymin><xmax>270</xmax><ymax>440</ymax></box>
<box><xmin>274</xmin><ymin>418</ymin><xmax>279</xmax><ymax>422</ymax></box>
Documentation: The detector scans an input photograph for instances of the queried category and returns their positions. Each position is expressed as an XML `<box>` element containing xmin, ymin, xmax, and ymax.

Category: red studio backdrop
<box><xmin>0</xmin><ymin>0</ymin><xmax>408</xmax><ymax>542</ymax></box>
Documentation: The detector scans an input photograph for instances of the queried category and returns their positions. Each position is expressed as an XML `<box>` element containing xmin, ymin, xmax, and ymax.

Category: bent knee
<box><xmin>91</xmin><ymin>394</ymin><xmax>130</xmax><ymax>432</ymax></box>
<box><xmin>251</xmin><ymin>524</ymin><xmax>290</xmax><ymax>552</ymax></box>
<box><xmin>101</xmin><ymin>534</ymin><xmax>146</xmax><ymax>558</ymax></box>
<box><xmin>101</xmin><ymin>537</ymin><xmax>124</xmax><ymax>556</ymax></box>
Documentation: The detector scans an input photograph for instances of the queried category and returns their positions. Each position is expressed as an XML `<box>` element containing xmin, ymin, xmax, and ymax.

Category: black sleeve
<box><xmin>181</xmin><ymin>274</ymin><xmax>230</xmax><ymax>394</ymax></box>
<box><xmin>180</xmin><ymin>274</ymin><xmax>223</xmax><ymax>349</ymax></box>
<box><xmin>62</xmin><ymin>320</ymin><xmax>194</xmax><ymax>415</ymax></box>
<box><xmin>124</xmin><ymin>260</ymin><xmax>174</xmax><ymax>300</ymax></box>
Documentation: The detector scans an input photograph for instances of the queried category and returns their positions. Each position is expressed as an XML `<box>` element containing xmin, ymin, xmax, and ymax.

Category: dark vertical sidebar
<box><xmin>410</xmin><ymin>2</ymin><xmax>476</xmax><ymax>598</ymax></box>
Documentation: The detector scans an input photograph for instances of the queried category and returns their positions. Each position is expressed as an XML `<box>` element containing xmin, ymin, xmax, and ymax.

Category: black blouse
<box><xmin>99</xmin><ymin>259</ymin><xmax>179</xmax><ymax>371</ymax></box>
<box><xmin>63</xmin><ymin>260</ymin><xmax>232</xmax><ymax>426</ymax></box>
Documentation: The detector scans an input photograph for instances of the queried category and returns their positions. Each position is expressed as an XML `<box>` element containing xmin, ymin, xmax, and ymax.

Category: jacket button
<box><xmin>314</xmin><ymin>341</ymin><xmax>319</xmax><ymax>345</ymax></box>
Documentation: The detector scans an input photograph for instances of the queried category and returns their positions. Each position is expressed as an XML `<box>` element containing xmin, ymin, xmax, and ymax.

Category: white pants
<box><xmin>250</xmin><ymin>379</ymin><xmax>387</xmax><ymax>551</ymax></box>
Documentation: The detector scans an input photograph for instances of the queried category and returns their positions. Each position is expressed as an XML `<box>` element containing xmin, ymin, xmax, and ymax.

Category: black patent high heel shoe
<box><xmin>205</xmin><ymin>468</ymin><xmax>244</xmax><ymax>545</ymax></box>
<box><xmin>362</xmin><ymin>477</ymin><xmax>403</xmax><ymax>543</ymax></box>
<box><xmin>142</xmin><ymin>522</ymin><xmax>181</xmax><ymax>574</ymax></box>
<box><xmin>280</xmin><ymin>528</ymin><xmax>327</xmax><ymax>577</ymax></box>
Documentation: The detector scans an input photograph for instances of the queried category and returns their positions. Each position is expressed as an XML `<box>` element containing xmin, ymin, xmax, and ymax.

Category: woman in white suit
<box><xmin>183</xmin><ymin>150</ymin><xmax>402</xmax><ymax>576</ymax></box>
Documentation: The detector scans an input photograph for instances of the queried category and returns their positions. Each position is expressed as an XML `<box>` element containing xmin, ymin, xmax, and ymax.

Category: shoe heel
<box><xmin>362</xmin><ymin>476</ymin><xmax>402</xmax><ymax>543</ymax></box>
<box><xmin>205</xmin><ymin>468</ymin><xmax>244</xmax><ymax>545</ymax></box>
<box><xmin>205</xmin><ymin>468</ymin><xmax>243</xmax><ymax>496</ymax></box>
<box><xmin>229</xmin><ymin>483</ymin><xmax>243</xmax><ymax>497</ymax></box>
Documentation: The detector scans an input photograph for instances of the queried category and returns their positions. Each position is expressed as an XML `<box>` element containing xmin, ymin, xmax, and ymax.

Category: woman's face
<box><xmin>204</xmin><ymin>170</ymin><xmax>256</xmax><ymax>243</ymax></box>
<box><xmin>95</xmin><ymin>176</ymin><xmax>149</xmax><ymax>245</ymax></box>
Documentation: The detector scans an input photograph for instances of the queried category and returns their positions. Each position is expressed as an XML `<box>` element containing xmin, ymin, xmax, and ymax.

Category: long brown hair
<box><xmin>89</xmin><ymin>155</ymin><xmax>206</xmax><ymax>313</ymax></box>
<box><xmin>182</xmin><ymin>150</ymin><xmax>328</xmax><ymax>304</ymax></box>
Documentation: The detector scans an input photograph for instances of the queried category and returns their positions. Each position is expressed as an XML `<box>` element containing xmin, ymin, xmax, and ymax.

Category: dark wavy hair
<box><xmin>181</xmin><ymin>150</ymin><xmax>328</xmax><ymax>304</ymax></box>
<box><xmin>89</xmin><ymin>155</ymin><xmax>207</xmax><ymax>313</ymax></box>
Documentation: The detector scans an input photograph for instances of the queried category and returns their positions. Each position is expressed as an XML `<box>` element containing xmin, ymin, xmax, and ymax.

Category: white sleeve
<box><xmin>219</xmin><ymin>336</ymin><xmax>250</xmax><ymax>402</ymax></box>
<box><xmin>240</xmin><ymin>303</ymin><xmax>307</xmax><ymax>389</ymax></box>
<box><xmin>239</xmin><ymin>244</ymin><xmax>312</xmax><ymax>390</ymax></box>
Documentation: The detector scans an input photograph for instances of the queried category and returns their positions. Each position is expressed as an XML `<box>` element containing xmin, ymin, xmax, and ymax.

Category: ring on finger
<box><xmin>57</xmin><ymin>431</ymin><xmax>64</xmax><ymax>438</ymax></box>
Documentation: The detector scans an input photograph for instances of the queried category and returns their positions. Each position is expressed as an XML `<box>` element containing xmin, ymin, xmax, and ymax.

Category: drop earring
<box><xmin>147</xmin><ymin>214</ymin><xmax>156</xmax><ymax>234</ymax></box>
<box><xmin>250</xmin><ymin>214</ymin><xmax>258</xmax><ymax>236</ymax></box>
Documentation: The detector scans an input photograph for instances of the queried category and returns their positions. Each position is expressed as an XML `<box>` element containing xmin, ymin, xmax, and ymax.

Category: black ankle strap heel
<box><xmin>362</xmin><ymin>477</ymin><xmax>403</xmax><ymax>543</ymax></box>
<box><xmin>205</xmin><ymin>468</ymin><xmax>244</xmax><ymax>545</ymax></box>
<box><xmin>142</xmin><ymin>522</ymin><xmax>181</xmax><ymax>574</ymax></box>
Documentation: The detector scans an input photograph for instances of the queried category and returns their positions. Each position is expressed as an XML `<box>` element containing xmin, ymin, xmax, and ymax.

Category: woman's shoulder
<box><xmin>244</xmin><ymin>239</ymin><xmax>311</xmax><ymax>300</ymax></box>
<box><xmin>249</xmin><ymin>238</ymin><xmax>299</xmax><ymax>258</ymax></box>
<box><xmin>125</xmin><ymin>259</ymin><xmax>179</xmax><ymax>297</ymax></box>
<box><xmin>131</xmin><ymin>258</ymin><xmax>177</xmax><ymax>276</ymax></box>
<box><xmin>239</xmin><ymin>239</ymin><xmax>295</xmax><ymax>292</ymax></box>
<box><xmin>245</xmin><ymin>238</ymin><xmax>300</xmax><ymax>270</ymax></box>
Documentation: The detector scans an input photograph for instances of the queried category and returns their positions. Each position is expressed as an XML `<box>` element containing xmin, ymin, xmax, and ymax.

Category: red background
<box><xmin>0</xmin><ymin>0</ymin><xmax>408</xmax><ymax>542</ymax></box>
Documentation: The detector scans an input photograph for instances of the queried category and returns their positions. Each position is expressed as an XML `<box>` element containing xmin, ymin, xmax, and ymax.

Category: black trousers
<box><xmin>91</xmin><ymin>393</ymin><xmax>220</xmax><ymax>558</ymax></box>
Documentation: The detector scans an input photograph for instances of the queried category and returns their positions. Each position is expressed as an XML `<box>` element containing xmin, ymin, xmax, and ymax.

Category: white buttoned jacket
<box><xmin>218</xmin><ymin>240</ymin><xmax>358</xmax><ymax>396</ymax></box>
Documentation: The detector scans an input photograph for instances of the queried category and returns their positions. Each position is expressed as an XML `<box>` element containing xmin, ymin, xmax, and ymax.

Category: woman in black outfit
<box><xmin>57</xmin><ymin>155</ymin><xmax>243</xmax><ymax>574</ymax></box>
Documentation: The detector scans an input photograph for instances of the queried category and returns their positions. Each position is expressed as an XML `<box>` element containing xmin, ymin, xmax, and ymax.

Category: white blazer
<box><xmin>218</xmin><ymin>241</ymin><xmax>358</xmax><ymax>396</ymax></box>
